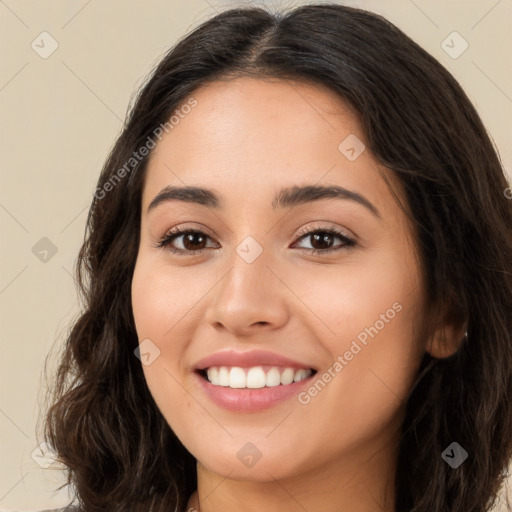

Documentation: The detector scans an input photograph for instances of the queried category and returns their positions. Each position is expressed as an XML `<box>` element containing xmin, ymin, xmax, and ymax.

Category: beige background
<box><xmin>0</xmin><ymin>0</ymin><xmax>511</xmax><ymax>510</ymax></box>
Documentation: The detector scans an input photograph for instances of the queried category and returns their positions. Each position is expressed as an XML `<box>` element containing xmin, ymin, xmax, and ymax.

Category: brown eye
<box><xmin>155</xmin><ymin>228</ymin><xmax>218</xmax><ymax>255</ymax></box>
<box><xmin>178</xmin><ymin>232</ymin><xmax>208</xmax><ymax>251</ymax></box>
<box><xmin>292</xmin><ymin>227</ymin><xmax>356</xmax><ymax>255</ymax></box>
<box><xmin>155</xmin><ymin>225</ymin><xmax>356</xmax><ymax>257</ymax></box>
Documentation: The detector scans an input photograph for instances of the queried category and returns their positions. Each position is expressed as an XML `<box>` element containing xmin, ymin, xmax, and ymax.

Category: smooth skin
<box><xmin>131</xmin><ymin>77</ymin><xmax>464</xmax><ymax>512</ymax></box>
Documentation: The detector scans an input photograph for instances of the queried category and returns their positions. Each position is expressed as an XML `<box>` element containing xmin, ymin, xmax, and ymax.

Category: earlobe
<box><xmin>425</xmin><ymin>313</ymin><xmax>468</xmax><ymax>359</ymax></box>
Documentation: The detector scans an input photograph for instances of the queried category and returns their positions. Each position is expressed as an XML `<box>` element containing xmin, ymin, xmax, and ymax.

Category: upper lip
<box><xmin>194</xmin><ymin>350</ymin><xmax>317</xmax><ymax>371</ymax></box>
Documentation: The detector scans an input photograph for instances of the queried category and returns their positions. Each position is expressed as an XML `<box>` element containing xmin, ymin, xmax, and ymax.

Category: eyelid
<box><xmin>294</xmin><ymin>221</ymin><xmax>355</xmax><ymax>241</ymax></box>
<box><xmin>158</xmin><ymin>222</ymin><xmax>216</xmax><ymax>240</ymax></box>
<box><xmin>157</xmin><ymin>221</ymin><xmax>354</xmax><ymax>243</ymax></box>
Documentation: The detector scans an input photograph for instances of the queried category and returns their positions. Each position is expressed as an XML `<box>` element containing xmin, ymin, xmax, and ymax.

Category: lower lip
<box><xmin>194</xmin><ymin>371</ymin><xmax>316</xmax><ymax>412</ymax></box>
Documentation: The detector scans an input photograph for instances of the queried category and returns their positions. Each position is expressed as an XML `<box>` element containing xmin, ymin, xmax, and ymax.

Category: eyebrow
<box><xmin>147</xmin><ymin>184</ymin><xmax>381</xmax><ymax>219</ymax></box>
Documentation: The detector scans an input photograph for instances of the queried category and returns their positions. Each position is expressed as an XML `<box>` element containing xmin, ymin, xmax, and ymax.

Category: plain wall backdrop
<box><xmin>1</xmin><ymin>0</ymin><xmax>511</xmax><ymax>510</ymax></box>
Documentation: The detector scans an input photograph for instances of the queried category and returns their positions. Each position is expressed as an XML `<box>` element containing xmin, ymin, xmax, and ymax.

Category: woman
<box><xmin>41</xmin><ymin>3</ymin><xmax>512</xmax><ymax>511</ymax></box>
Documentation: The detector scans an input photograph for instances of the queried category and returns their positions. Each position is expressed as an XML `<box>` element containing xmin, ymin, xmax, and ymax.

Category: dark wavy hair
<box><xmin>41</xmin><ymin>3</ymin><xmax>512</xmax><ymax>511</ymax></box>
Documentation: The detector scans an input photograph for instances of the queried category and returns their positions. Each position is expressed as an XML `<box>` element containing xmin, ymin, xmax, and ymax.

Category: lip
<box><xmin>194</xmin><ymin>370</ymin><xmax>316</xmax><ymax>412</ymax></box>
<box><xmin>192</xmin><ymin>349</ymin><xmax>317</xmax><ymax>412</ymax></box>
<box><xmin>194</xmin><ymin>349</ymin><xmax>316</xmax><ymax>372</ymax></box>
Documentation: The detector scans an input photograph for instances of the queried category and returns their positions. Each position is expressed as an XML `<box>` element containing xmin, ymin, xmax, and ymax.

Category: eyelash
<box><xmin>154</xmin><ymin>224</ymin><xmax>356</xmax><ymax>257</ymax></box>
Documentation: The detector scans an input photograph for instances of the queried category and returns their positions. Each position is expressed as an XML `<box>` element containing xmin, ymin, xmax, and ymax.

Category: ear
<box><xmin>425</xmin><ymin>299</ymin><xmax>468</xmax><ymax>359</ymax></box>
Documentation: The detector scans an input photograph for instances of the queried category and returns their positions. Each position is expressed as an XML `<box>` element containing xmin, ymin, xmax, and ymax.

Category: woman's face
<box><xmin>131</xmin><ymin>77</ymin><xmax>428</xmax><ymax>484</ymax></box>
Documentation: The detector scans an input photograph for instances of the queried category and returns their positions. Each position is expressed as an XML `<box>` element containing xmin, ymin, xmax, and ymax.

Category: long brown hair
<box><xmin>42</xmin><ymin>4</ymin><xmax>512</xmax><ymax>511</ymax></box>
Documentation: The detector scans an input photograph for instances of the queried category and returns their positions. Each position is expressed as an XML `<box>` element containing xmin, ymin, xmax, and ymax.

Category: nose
<box><xmin>204</xmin><ymin>250</ymin><xmax>290</xmax><ymax>337</ymax></box>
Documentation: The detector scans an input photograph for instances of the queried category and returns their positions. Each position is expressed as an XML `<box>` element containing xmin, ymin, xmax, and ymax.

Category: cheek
<box><xmin>290</xmin><ymin>247</ymin><xmax>420</xmax><ymax>348</ymax></box>
<box><xmin>290</xmin><ymin>250</ymin><xmax>424</xmax><ymax>444</ymax></box>
<box><xmin>131</xmin><ymin>259</ymin><xmax>200</xmax><ymax>442</ymax></box>
<box><xmin>131</xmin><ymin>256</ymin><xmax>196</xmax><ymax>341</ymax></box>
<box><xmin>131</xmin><ymin>255</ymin><xmax>207</xmax><ymax>401</ymax></box>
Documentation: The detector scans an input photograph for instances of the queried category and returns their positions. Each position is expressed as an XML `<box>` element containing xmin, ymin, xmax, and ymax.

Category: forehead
<box><xmin>141</xmin><ymin>77</ymin><xmax>400</xmax><ymax>217</ymax></box>
<box><xmin>158</xmin><ymin>76</ymin><xmax>361</xmax><ymax>150</ymax></box>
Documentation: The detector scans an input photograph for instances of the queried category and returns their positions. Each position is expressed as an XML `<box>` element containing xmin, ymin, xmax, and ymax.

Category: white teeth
<box><xmin>247</xmin><ymin>367</ymin><xmax>266</xmax><ymax>388</ymax></box>
<box><xmin>229</xmin><ymin>367</ymin><xmax>246</xmax><ymax>388</ymax></box>
<box><xmin>204</xmin><ymin>366</ymin><xmax>313</xmax><ymax>388</ymax></box>
<box><xmin>219</xmin><ymin>367</ymin><xmax>229</xmax><ymax>386</ymax></box>
<box><xmin>207</xmin><ymin>367</ymin><xmax>218</xmax><ymax>385</ymax></box>
<box><xmin>280</xmin><ymin>368</ymin><xmax>295</xmax><ymax>385</ymax></box>
<box><xmin>265</xmin><ymin>367</ymin><xmax>281</xmax><ymax>387</ymax></box>
<box><xmin>293</xmin><ymin>369</ymin><xmax>310</xmax><ymax>383</ymax></box>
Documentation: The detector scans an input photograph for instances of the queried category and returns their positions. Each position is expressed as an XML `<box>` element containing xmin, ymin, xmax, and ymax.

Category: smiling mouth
<box><xmin>196</xmin><ymin>366</ymin><xmax>317</xmax><ymax>389</ymax></box>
